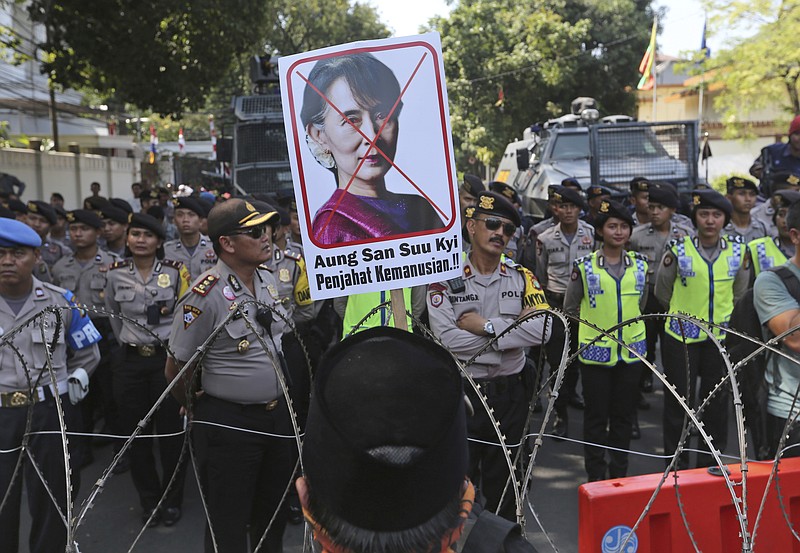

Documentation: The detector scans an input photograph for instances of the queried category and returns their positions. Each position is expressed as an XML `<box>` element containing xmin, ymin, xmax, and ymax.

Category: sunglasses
<box><xmin>227</xmin><ymin>224</ymin><xmax>269</xmax><ymax>239</ymax></box>
<box><xmin>474</xmin><ymin>217</ymin><xmax>516</xmax><ymax>236</ymax></box>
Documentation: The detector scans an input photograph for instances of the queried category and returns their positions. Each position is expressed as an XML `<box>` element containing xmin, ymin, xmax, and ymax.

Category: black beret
<box><xmin>198</xmin><ymin>198</ymin><xmax>214</xmax><ymax>217</ymax></box>
<box><xmin>586</xmin><ymin>185</ymin><xmax>613</xmax><ymax>201</ymax></box>
<box><xmin>147</xmin><ymin>205</ymin><xmax>165</xmax><ymax>221</ymax></box>
<box><xmin>691</xmin><ymin>189</ymin><xmax>732</xmax><ymax>225</ymax></box>
<box><xmin>207</xmin><ymin>198</ymin><xmax>279</xmax><ymax>241</ymax></box>
<box><xmin>772</xmin><ymin>172</ymin><xmax>800</xmax><ymax>191</ymax></box>
<box><xmin>66</xmin><ymin>209</ymin><xmax>103</xmax><ymax>229</ymax></box>
<box><xmin>488</xmin><ymin>181</ymin><xmax>521</xmax><ymax>205</ymax></box>
<box><xmin>274</xmin><ymin>189</ymin><xmax>297</xmax><ymax>212</ymax></box>
<box><xmin>629</xmin><ymin>177</ymin><xmax>649</xmax><ymax>194</ymax></box>
<box><xmin>128</xmin><ymin>212</ymin><xmax>165</xmax><ymax>240</ymax></box>
<box><xmin>141</xmin><ymin>189</ymin><xmax>160</xmax><ymax>201</ymax></box>
<box><xmin>726</xmin><ymin>176</ymin><xmax>758</xmax><ymax>193</ymax></box>
<box><xmin>561</xmin><ymin>177</ymin><xmax>581</xmax><ymax>189</ymax></box>
<box><xmin>26</xmin><ymin>201</ymin><xmax>56</xmax><ymax>225</ymax></box>
<box><xmin>53</xmin><ymin>205</ymin><xmax>67</xmax><ymax>219</ymax></box>
<box><xmin>0</xmin><ymin>205</ymin><xmax>15</xmax><ymax>219</ymax></box>
<box><xmin>461</xmin><ymin>174</ymin><xmax>486</xmax><ymax>198</ymax></box>
<box><xmin>593</xmin><ymin>199</ymin><xmax>634</xmax><ymax>237</ymax></box>
<box><xmin>467</xmin><ymin>191</ymin><xmax>521</xmax><ymax>227</ymax></box>
<box><xmin>647</xmin><ymin>186</ymin><xmax>678</xmax><ymax>209</ymax></box>
<box><xmin>110</xmin><ymin>198</ymin><xmax>133</xmax><ymax>214</ymax></box>
<box><xmin>275</xmin><ymin>206</ymin><xmax>290</xmax><ymax>226</ymax></box>
<box><xmin>84</xmin><ymin>196</ymin><xmax>110</xmax><ymax>210</ymax></box>
<box><xmin>100</xmin><ymin>205</ymin><xmax>129</xmax><ymax>224</ymax></box>
<box><xmin>550</xmin><ymin>185</ymin><xmax>587</xmax><ymax>210</ymax></box>
<box><xmin>8</xmin><ymin>199</ymin><xmax>27</xmax><ymax>215</ymax></box>
<box><xmin>303</xmin><ymin>326</ymin><xmax>467</xmax><ymax>532</ymax></box>
<box><xmin>173</xmin><ymin>197</ymin><xmax>206</xmax><ymax>218</ymax></box>
<box><xmin>773</xmin><ymin>189</ymin><xmax>800</xmax><ymax>209</ymax></box>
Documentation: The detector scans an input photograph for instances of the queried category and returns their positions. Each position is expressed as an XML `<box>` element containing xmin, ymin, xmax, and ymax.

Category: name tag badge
<box><xmin>587</xmin><ymin>274</ymin><xmax>602</xmax><ymax>294</ymax></box>
<box><xmin>727</xmin><ymin>256</ymin><xmax>741</xmax><ymax>276</ymax></box>
<box><xmin>635</xmin><ymin>271</ymin><xmax>646</xmax><ymax>291</ymax></box>
<box><xmin>761</xmin><ymin>256</ymin><xmax>774</xmax><ymax>270</ymax></box>
<box><xmin>678</xmin><ymin>256</ymin><xmax>694</xmax><ymax>277</ymax></box>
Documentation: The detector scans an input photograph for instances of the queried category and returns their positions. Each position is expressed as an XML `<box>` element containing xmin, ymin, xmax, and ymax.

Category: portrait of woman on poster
<box><xmin>300</xmin><ymin>53</ymin><xmax>445</xmax><ymax>245</ymax></box>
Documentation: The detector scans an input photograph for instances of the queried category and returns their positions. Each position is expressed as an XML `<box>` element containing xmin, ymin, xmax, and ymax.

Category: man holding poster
<box><xmin>427</xmin><ymin>191</ymin><xmax>551</xmax><ymax>521</ymax></box>
<box><xmin>280</xmin><ymin>34</ymin><xmax>462</xmax><ymax>302</ymax></box>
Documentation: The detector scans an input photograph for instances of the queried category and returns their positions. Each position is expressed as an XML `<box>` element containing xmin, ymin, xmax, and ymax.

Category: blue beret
<box><xmin>0</xmin><ymin>218</ymin><xmax>43</xmax><ymax>248</ymax></box>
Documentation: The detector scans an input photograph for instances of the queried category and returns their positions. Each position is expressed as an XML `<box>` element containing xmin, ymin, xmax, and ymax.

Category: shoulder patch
<box><xmin>631</xmin><ymin>252</ymin><xmax>649</xmax><ymax>262</ymax></box>
<box><xmin>258</xmin><ymin>263</ymin><xmax>273</xmax><ymax>272</ymax></box>
<box><xmin>284</xmin><ymin>249</ymin><xmax>302</xmax><ymax>261</ymax></box>
<box><xmin>429</xmin><ymin>282</ymin><xmax>447</xmax><ymax>293</ymax></box>
<box><xmin>109</xmin><ymin>260</ymin><xmax>131</xmax><ymax>271</ymax></box>
<box><xmin>574</xmin><ymin>253</ymin><xmax>592</xmax><ymax>266</ymax></box>
<box><xmin>161</xmin><ymin>259</ymin><xmax>184</xmax><ymax>270</ymax></box>
<box><xmin>192</xmin><ymin>274</ymin><xmax>219</xmax><ymax>296</ymax></box>
<box><xmin>666</xmin><ymin>237</ymin><xmax>683</xmax><ymax>250</ymax></box>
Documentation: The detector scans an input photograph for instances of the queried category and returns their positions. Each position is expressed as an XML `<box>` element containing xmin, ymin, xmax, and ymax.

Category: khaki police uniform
<box><xmin>39</xmin><ymin>239</ymin><xmax>71</xmax><ymax>268</ymax></box>
<box><xmin>751</xmin><ymin>200</ymin><xmax>778</xmax><ymax>237</ymax></box>
<box><xmin>724</xmin><ymin>218</ymin><xmax>769</xmax><ymax>244</ymax></box>
<box><xmin>169</xmin><ymin>259</ymin><xmax>295</xmax><ymax>552</ymax></box>
<box><xmin>428</xmin><ymin>255</ymin><xmax>549</xmax><ymax>520</ymax></box>
<box><xmin>104</xmin><ymin>258</ymin><xmax>191</xmax><ymax>514</ymax></box>
<box><xmin>0</xmin><ymin>278</ymin><xmax>100</xmax><ymax>553</ymax></box>
<box><xmin>163</xmin><ymin>235</ymin><xmax>217</xmax><ymax>281</ymax></box>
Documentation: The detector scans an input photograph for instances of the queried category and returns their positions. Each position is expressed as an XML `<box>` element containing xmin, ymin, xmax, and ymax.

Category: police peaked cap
<box><xmin>26</xmin><ymin>201</ymin><xmax>57</xmax><ymax>225</ymax></box>
<box><xmin>629</xmin><ymin>177</ymin><xmax>649</xmax><ymax>194</ymax></box>
<box><xmin>206</xmin><ymin>198</ymin><xmax>279</xmax><ymax>241</ymax></box>
<box><xmin>773</xmin><ymin>189</ymin><xmax>800</xmax><ymax>209</ymax></box>
<box><xmin>173</xmin><ymin>197</ymin><xmax>207</xmax><ymax>218</ymax></box>
<box><xmin>66</xmin><ymin>209</ymin><xmax>103</xmax><ymax>229</ymax></box>
<box><xmin>110</xmin><ymin>197</ymin><xmax>134</xmax><ymax>214</ymax></box>
<box><xmin>691</xmin><ymin>189</ymin><xmax>732</xmax><ymax>226</ymax></box>
<box><xmin>586</xmin><ymin>185</ymin><xmax>613</xmax><ymax>201</ymax></box>
<box><xmin>128</xmin><ymin>212</ymin><xmax>165</xmax><ymax>240</ymax></box>
<box><xmin>593</xmin><ymin>200</ymin><xmax>634</xmax><ymax>238</ymax></box>
<box><xmin>468</xmin><ymin>191</ymin><xmax>521</xmax><ymax>226</ymax></box>
<box><xmin>647</xmin><ymin>186</ymin><xmax>679</xmax><ymax>209</ymax></box>
<box><xmin>461</xmin><ymin>174</ymin><xmax>485</xmax><ymax>198</ymax></box>
<box><xmin>551</xmin><ymin>185</ymin><xmax>587</xmax><ymax>210</ymax></box>
<box><xmin>303</xmin><ymin>326</ymin><xmax>468</xmax><ymax>532</ymax></box>
<box><xmin>488</xmin><ymin>181</ymin><xmax>521</xmax><ymax>205</ymax></box>
<box><xmin>0</xmin><ymin>218</ymin><xmax>42</xmax><ymax>248</ymax></box>
<box><xmin>726</xmin><ymin>176</ymin><xmax>758</xmax><ymax>193</ymax></box>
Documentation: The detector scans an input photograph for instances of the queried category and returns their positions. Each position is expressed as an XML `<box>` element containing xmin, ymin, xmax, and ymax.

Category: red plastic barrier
<box><xmin>578</xmin><ymin>457</ymin><xmax>800</xmax><ymax>552</ymax></box>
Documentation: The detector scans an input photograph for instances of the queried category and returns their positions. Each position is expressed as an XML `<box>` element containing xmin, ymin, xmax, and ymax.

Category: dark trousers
<box><xmin>542</xmin><ymin>292</ymin><xmax>579</xmax><ymax>417</ymax></box>
<box><xmin>193</xmin><ymin>394</ymin><xmax>296</xmax><ymax>553</ymax></box>
<box><xmin>281</xmin><ymin>331</ymin><xmax>312</xmax><ymax>430</ymax></box>
<box><xmin>0</xmin><ymin>394</ymin><xmax>82</xmax><ymax>553</ymax></box>
<box><xmin>767</xmin><ymin>414</ymin><xmax>800</xmax><ymax>459</ymax></box>
<box><xmin>113</xmin><ymin>347</ymin><xmax>186</xmax><ymax>511</ymax></box>
<box><xmin>466</xmin><ymin>373</ymin><xmax>528</xmax><ymax>521</ymax></box>
<box><xmin>642</xmin><ymin>290</ymin><xmax>662</xmax><ymax>386</ymax></box>
<box><xmin>661</xmin><ymin>334</ymin><xmax>730</xmax><ymax>469</ymax></box>
<box><xmin>79</xmin><ymin>318</ymin><xmax>118</xmax><ymax>446</ymax></box>
<box><xmin>580</xmin><ymin>361</ymin><xmax>640</xmax><ymax>480</ymax></box>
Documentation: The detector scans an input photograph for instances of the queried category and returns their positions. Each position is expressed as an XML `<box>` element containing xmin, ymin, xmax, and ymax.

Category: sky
<box><xmin>367</xmin><ymin>0</ymin><xmax>734</xmax><ymax>58</ymax></box>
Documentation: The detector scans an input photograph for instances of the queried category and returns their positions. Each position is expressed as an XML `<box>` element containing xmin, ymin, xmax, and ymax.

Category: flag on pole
<box><xmin>637</xmin><ymin>19</ymin><xmax>657</xmax><ymax>91</ymax></box>
<box><xmin>495</xmin><ymin>86</ymin><xmax>505</xmax><ymax>108</ymax></box>
<box><xmin>700</xmin><ymin>17</ymin><xmax>710</xmax><ymax>58</ymax></box>
<box><xmin>701</xmin><ymin>133</ymin><xmax>712</xmax><ymax>161</ymax></box>
<box><xmin>149</xmin><ymin>124</ymin><xmax>158</xmax><ymax>164</ymax></box>
<box><xmin>178</xmin><ymin>128</ymin><xmax>185</xmax><ymax>154</ymax></box>
<box><xmin>209</xmin><ymin>116</ymin><xmax>217</xmax><ymax>161</ymax></box>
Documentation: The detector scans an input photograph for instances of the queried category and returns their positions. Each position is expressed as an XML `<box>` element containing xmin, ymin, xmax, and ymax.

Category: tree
<box><xmin>701</xmin><ymin>0</ymin><xmax>799</xmax><ymax>135</ymax></box>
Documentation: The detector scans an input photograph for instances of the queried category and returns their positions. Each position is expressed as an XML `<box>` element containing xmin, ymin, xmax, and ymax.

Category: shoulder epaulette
<box><xmin>192</xmin><ymin>274</ymin><xmax>219</xmax><ymax>296</ymax></box>
<box><xmin>284</xmin><ymin>249</ymin><xmax>302</xmax><ymax>261</ymax></box>
<box><xmin>161</xmin><ymin>259</ymin><xmax>184</xmax><ymax>270</ymax></box>
<box><xmin>429</xmin><ymin>282</ymin><xmax>447</xmax><ymax>293</ymax></box>
<box><xmin>574</xmin><ymin>253</ymin><xmax>592</xmax><ymax>266</ymax></box>
<box><xmin>109</xmin><ymin>260</ymin><xmax>131</xmax><ymax>270</ymax></box>
<box><xmin>258</xmin><ymin>264</ymin><xmax>273</xmax><ymax>272</ymax></box>
<box><xmin>631</xmin><ymin>251</ymin><xmax>649</xmax><ymax>262</ymax></box>
<box><xmin>501</xmin><ymin>256</ymin><xmax>519</xmax><ymax>269</ymax></box>
<box><xmin>666</xmin><ymin>236</ymin><xmax>684</xmax><ymax>249</ymax></box>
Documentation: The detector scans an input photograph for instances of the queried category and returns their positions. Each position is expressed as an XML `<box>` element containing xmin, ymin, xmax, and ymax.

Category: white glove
<box><xmin>68</xmin><ymin>368</ymin><xmax>90</xmax><ymax>405</ymax></box>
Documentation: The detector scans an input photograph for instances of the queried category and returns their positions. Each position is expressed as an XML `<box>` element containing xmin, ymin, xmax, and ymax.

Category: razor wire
<box><xmin>3</xmin><ymin>301</ymin><xmax>800</xmax><ymax>552</ymax></box>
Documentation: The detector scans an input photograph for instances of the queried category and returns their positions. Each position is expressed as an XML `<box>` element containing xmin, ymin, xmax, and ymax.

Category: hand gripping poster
<box><xmin>279</xmin><ymin>33</ymin><xmax>461</xmax><ymax>301</ymax></box>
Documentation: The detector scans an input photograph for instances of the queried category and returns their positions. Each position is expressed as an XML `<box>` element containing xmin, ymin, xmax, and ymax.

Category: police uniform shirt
<box><xmin>169</xmin><ymin>260</ymin><xmax>290</xmax><ymax>404</ymax></box>
<box><xmin>534</xmin><ymin>220</ymin><xmax>595</xmax><ymax>294</ymax></box>
<box><xmin>427</xmin><ymin>256</ymin><xmax>550</xmax><ymax>379</ymax></box>
<box><xmin>104</xmin><ymin>258</ymin><xmax>190</xmax><ymax>345</ymax></box>
<box><xmin>531</xmin><ymin>217</ymin><xmax>556</xmax><ymax>237</ymax></box>
<box><xmin>654</xmin><ymin>236</ymin><xmax>751</xmax><ymax>308</ymax></box>
<box><xmin>51</xmin><ymin>249</ymin><xmax>119</xmax><ymax>318</ymax></box>
<box><xmin>286</xmin><ymin>236</ymin><xmax>304</xmax><ymax>257</ymax></box>
<box><xmin>751</xmin><ymin>201</ymin><xmax>778</xmax><ymax>237</ymax></box>
<box><xmin>163</xmin><ymin>235</ymin><xmax>217</xmax><ymax>281</ymax></box>
<box><xmin>39</xmin><ymin>239</ymin><xmax>71</xmax><ymax>268</ymax></box>
<box><xmin>633</xmin><ymin>211</ymin><xmax>693</xmax><ymax>229</ymax></box>
<box><xmin>0</xmin><ymin>278</ymin><xmax>100</xmax><ymax>392</ymax></box>
<box><xmin>268</xmin><ymin>247</ymin><xmax>314</xmax><ymax>324</ymax></box>
<box><xmin>629</xmin><ymin>221</ymin><xmax>694</xmax><ymax>284</ymax></box>
<box><xmin>724</xmin><ymin>217</ymin><xmax>769</xmax><ymax>244</ymax></box>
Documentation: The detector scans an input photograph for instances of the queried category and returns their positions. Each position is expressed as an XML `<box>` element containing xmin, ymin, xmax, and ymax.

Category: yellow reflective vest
<box><xmin>342</xmin><ymin>289</ymin><xmax>413</xmax><ymax>338</ymax></box>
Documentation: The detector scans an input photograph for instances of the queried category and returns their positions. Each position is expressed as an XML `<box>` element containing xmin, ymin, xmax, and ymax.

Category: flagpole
<box><xmin>652</xmin><ymin>15</ymin><xmax>658</xmax><ymax>122</ymax></box>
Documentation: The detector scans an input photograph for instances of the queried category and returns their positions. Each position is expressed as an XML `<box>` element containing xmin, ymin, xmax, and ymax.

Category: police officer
<box><xmin>655</xmin><ymin>189</ymin><xmax>750</xmax><ymax>469</ymax></box>
<box><xmin>629</xmin><ymin>177</ymin><xmax>650</xmax><ymax>226</ymax></box>
<box><xmin>163</xmin><ymin>197</ymin><xmax>217</xmax><ymax>281</ymax></box>
<box><xmin>99</xmin><ymin>205</ymin><xmax>129</xmax><ymax>258</ymax></box>
<box><xmin>746</xmin><ymin>189</ymin><xmax>800</xmax><ymax>279</ymax></box>
<box><xmin>752</xmin><ymin>172</ymin><xmax>800</xmax><ymax>237</ymax></box>
<box><xmin>724</xmin><ymin>176</ymin><xmax>768</xmax><ymax>243</ymax></box>
<box><xmin>26</xmin><ymin>200</ymin><xmax>72</xmax><ymax>270</ymax></box>
<box><xmin>0</xmin><ymin>218</ymin><xmax>100</xmax><ymax>553</ymax></box>
<box><xmin>165</xmin><ymin>199</ymin><xmax>294</xmax><ymax>553</ymax></box>
<box><xmin>749</xmin><ymin>115</ymin><xmax>800</xmax><ymax>187</ymax></box>
<box><xmin>583</xmin><ymin>185</ymin><xmax>612</xmax><ymax>225</ymax></box>
<box><xmin>535</xmin><ymin>186</ymin><xmax>595</xmax><ymax>435</ymax></box>
<box><xmin>427</xmin><ymin>191</ymin><xmax>550</xmax><ymax>521</ymax></box>
<box><xmin>104</xmin><ymin>212</ymin><xmax>191</xmax><ymax>527</ymax></box>
<box><xmin>275</xmin><ymin>190</ymin><xmax>304</xmax><ymax>251</ymax></box>
<box><xmin>565</xmin><ymin>200</ymin><xmax>648</xmax><ymax>481</ymax></box>
<box><xmin>629</xmin><ymin>186</ymin><xmax>694</xmax><ymax>396</ymax></box>
<box><xmin>51</xmin><ymin>210</ymin><xmax>119</xmax><ymax>461</ymax></box>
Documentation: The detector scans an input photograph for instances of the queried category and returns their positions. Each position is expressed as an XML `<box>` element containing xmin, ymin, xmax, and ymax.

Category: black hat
<box><xmin>198</xmin><ymin>198</ymin><xmax>214</xmax><ymax>217</ymax></box>
<box><xmin>147</xmin><ymin>205</ymin><xmax>165</xmax><ymax>221</ymax></box>
<box><xmin>84</xmin><ymin>196</ymin><xmax>110</xmax><ymax>211</ymax></box>
<box><xmin>207</xmin><ymin>198</ymin><xmax>279</xmax><ymax>241</ymax></box>
<box><xmin>488</xmin><ymin>181</ymin><xmax>521</xmax><ymax>205</ymax></box>
<box><xmin>551</xmin><ymin>185</ymin><xmax>587</xmax><ymax>210</ymax></box>
<box><xmin>773</xmin><ymin>189</ymin><xmax>800</xmax><ymax>209</ymax></box>
<box><xmin>772</xmin><ymin>172</ymin><xmax>800</xmax><ymax>191</ymax></box>
<box><xmin>8</xmin><ymin>199</ymin><xmax>26</xmax><ymax>215</ymax></box>
<box><xmin>275</xmin><ymin>206</ymin><xmax>290</xmax><ymax>226</ymax></box>
<box><xmin>173</xmin><ymin>197</ymin><xmax>206</xmax><ymax>218</ymax></box>
<box><xmin>303</xmin><ymin>326</ymin><xmax>468</xmax><ymax>532</ymax></box>
<box><xmin>691</xmin><ymin>189</ymin><xmax>732</xmax><ymax>226</ymax></box>
<box><xmin>466</xmin><ymin>191</ymin><xmax>521</xmax><ymax>226</ymax></box>
<box><xmin>26</xmin><ymin>200</ymin><xmax>56</xmax><ymax>225</ymax></box>
<box><xmin>586</xmin><ymin>185</ymin><xmax>613</xmax><ymax>201</ymax></box>
<box><xmin>53</xmin><ymin>205</ymin><xmax>67</xmax><ymax>219</ymax></box>
<box><xmin>100</xmin><ymin>205</ymin><xmax>129</xmax><ymax>224</ymax></box>
<box><xmin>274</xmin><ymin>189</ymin><xmax>298</xmax><ymax>213</ymax></box>
<box><xmin>128</xmin><ymin>212</ymin><xmax>166</xmax><ymax>240</ymax></box>
<box><xmin>0</xmin><ymin>205</ymin><xmax>14</xmax><ymax>219</ymax></box>
<box><xmin>593</xmin><ymin>199</ymin><xmax>634</xmax><ymax>239</ymax></box>
<box><xmin>110</xmin><ymin>198</ymin><xmax>133</xmax><ymax>214</ymax></box>
<box><xmin>629</xmin><ymin>177</ymin><xmax>649</xmax><ymax>194</ymax></box>
<box><xmin>141</xmin><ymin>189</ymin><xmax>160</xmax><ymax>202</ymax></box>
<box><xmin>647</xmin><ymin>186</ymin><xmax>678</xmax><ymax>209</ymax></box>
<box><xmin>560</xmin><ymin>177</ymin><xmax>581</xmax><ymax>190</ymax></box>
<box><xmin>461</xmin><ymin>174</ymin><xmax>485</xmax><ymax>198</ymax></box>
<box><xmin>66</xmin><ymin>209</ymin><xmax>103</xmax><ymax>229</ymax></box>
<box><xmin>726</xmin><ymin>176</ymin><xmax>758</xmax><ymax>194</ymax></box>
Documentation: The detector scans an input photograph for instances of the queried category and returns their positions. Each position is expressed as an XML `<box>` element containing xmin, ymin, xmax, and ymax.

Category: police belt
<box><xmin>0</xmin><ymin>379</ymin><xmax>69</xmax><ymax>408</ymax></box>
<box><xmin>471</xmin><ymin>373</ymin><xmax>524</xmax><ymax>396</ymax></box>
<box><xmin>127</xmin><ymin>343</ymin><xmax>167</xmax><ymax>358</ymax></box>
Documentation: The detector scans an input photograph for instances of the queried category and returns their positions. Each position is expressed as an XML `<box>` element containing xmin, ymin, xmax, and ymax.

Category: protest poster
<box><xmin>279</xmin><ymin>33</ymin><xmax>461</xmax><ymax>301</ymax></box>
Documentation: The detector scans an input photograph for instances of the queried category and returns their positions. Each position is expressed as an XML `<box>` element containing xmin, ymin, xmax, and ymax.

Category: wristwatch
<box><xmin>483</xmin><ymin>320</ymin><xmax>495</xmax><ymax>336</ymax></box>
